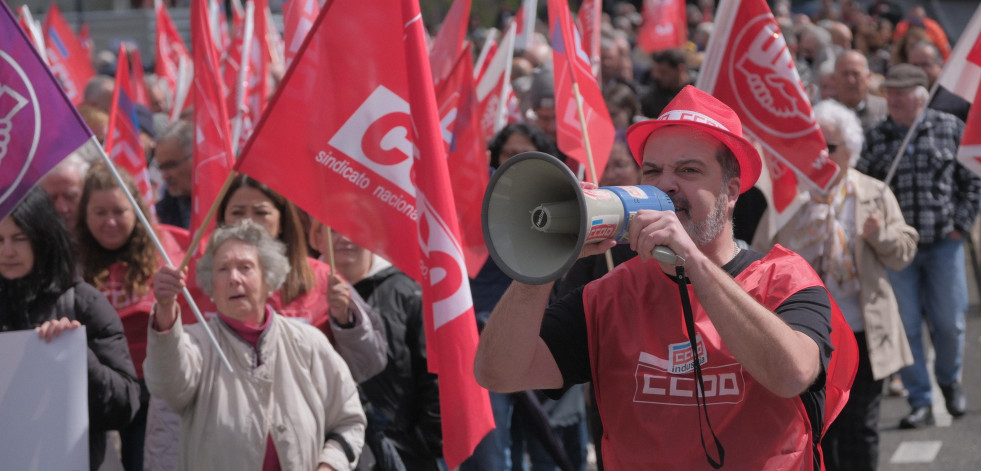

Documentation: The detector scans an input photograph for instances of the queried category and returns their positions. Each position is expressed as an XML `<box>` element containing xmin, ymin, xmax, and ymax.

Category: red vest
<box><xmin>582</xmin><ymin>246</ymin><xmax>855</xmax><ymax>470</ymax></box>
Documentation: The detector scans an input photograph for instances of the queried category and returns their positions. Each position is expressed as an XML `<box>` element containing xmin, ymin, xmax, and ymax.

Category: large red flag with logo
<box><xmin>437</xmin><ymin>46</ymin><xmax>489</xmax><ymax>277</ymax></box>
<box><xmin>548</xmin><ymin>0</ymin><xmax>614</xmax><ymax>183</ymax></box>
<box><xmin>428</xmin><ymin>0</ymin><xmax>471</xmax><ymax>86</ymax></box>
<box><xmin>155</xmin><ymin>0</ymin><xmax>192</xmax><ymax>121</ymax></box>
<box><xmin>697</xmin><ymin>0</ymin><xmax>835</xmax><ymax>237</ymax></box>
<box><xmin>105</xmin><ymin>45</ymin><xmax>156</xmax><ymax>212</ymax></box>
<box><xmin>0</xmin><ymin>0</ymin><xmax>100</xmax><ymax>221</ymax></box>
<box><xmin>42</xmin><ymin>3</ymin><xmax>93</xmax><ymax>106</ymax></box>
<box><xmin>638</xmin><ymin>0</ymin><xmax>687</xmax><ymax>53</ymax></box>
<box><xmin>191</xmin><ymin>0</ymin><xmax>236</xmax><ymax>238</ymax></box>
<box><xmin>234</xmin><ymin>0</ymin><xmax>493</xmax><ymax>465</ymax></box>
<box><xmin>578</xmin><ymin>0</ymin><xmax>601</xmax><ymax>77</ymax></box>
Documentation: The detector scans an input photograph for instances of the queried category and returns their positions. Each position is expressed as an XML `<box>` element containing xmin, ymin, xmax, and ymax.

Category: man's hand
<box><xmin>37</xmin><ymin>317</ymin><xmax>81</xmax><ymax>343</ymax></box>
<box><xmin>627</xmin><ymin>209</ymin><xmax>698</xmax><ymax>266</ymax></box>
<box><xmin>861</xmin><ymin>212</ymin><xmax>882</xmax><ymax>239</ymax></box>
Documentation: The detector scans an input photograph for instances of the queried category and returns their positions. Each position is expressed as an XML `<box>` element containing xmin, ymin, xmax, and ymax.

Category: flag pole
<box><xmin>93</xmin><ymin>137</ymin><xmax>233</xmax><ymax>372</ymax></box>
<box><xmin>230</xmin><ymin>0</ymin><xmax>255</xmax><ymax>154</ymax></box>
<box><xmin>571</xmin><ymin>79</ymin><xmax>613</xmax><ymax>272</ymax></box>
<box><xmin>324</xmin><ymin>226</ymin><xmax>337</xmax><ymax>275</ymax></box>
<box><xmin>177</xmin><ymin>170</ymin><xmax>238</xmax><ymax>272</ymax></box>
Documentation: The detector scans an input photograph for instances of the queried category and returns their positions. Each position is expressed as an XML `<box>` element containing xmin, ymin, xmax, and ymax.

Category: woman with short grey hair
<box><xmin>144</xmin><ymin>220</ymin><xmax>366</xmax><ymax>471</ymax></box>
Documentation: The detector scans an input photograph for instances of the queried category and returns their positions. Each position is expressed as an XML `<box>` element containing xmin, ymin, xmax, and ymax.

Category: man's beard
<box><xmin>672</xmin><ymin>190</ymin><xmax>729</xmax><ymax>247</ymax></box>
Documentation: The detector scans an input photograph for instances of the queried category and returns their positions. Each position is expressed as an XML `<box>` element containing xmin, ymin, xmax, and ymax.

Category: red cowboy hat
<box><xmin>626</xmin><ymin>85</ymin><xmax>762</xmax><ymax>194</ymax></box>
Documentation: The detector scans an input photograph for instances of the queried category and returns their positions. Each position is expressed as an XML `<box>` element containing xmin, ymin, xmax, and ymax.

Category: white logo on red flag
<box><xmin>0</xmin><ymin>55</ymin><xmax>39</xmax><ymax>200</ymax></box>
<box><xmin>731</xmin><ymin>17</ymin><xmax>815</xmax><ymax>138</ymax></box>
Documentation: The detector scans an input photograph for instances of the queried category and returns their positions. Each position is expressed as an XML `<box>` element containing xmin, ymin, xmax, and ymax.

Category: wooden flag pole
<box><xmin>325</xmin><ymin>226</ymin><xmax>337</xmax><ymax>276</ymax></box>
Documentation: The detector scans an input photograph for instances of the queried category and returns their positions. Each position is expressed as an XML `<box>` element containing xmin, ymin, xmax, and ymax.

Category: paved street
<box><xmin>877</xmin><ymin>250</ymin><xmax>981</xmax><ymax>470</ymax></box>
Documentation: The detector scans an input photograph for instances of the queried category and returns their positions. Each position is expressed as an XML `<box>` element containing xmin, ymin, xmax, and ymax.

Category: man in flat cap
<box><xmin>857</xmin><ymin>63</ymin><xmax>981</xmax><ymax>429</ymax></box>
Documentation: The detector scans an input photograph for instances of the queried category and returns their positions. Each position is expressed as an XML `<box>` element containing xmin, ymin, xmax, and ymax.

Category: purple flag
<box><xmin>0</xmin><ymin>1</ymin><xmax>97</xmax><ymax>220</ymax></box>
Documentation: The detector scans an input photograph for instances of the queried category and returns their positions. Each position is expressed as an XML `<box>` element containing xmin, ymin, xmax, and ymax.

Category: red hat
<box><xmin>626</xmin><ymin>85</ymin><xmax>762</xmax><ymax>194</ymax></box>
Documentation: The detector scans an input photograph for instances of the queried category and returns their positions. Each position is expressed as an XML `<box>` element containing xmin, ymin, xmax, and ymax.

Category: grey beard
<box><xmin>678</xmin><ymin>191</ymin><xmax>729</xmax><ymax>247</ymax></box>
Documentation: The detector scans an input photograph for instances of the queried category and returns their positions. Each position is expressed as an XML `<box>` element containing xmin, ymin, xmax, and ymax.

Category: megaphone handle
<box><xmin>653</xmin><ymin>246</ymin><xmax>681</xmax><ymax>265</ymax></box>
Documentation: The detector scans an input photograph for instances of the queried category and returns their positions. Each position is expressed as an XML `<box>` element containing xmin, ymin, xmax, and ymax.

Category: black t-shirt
<box><xmin>540</xmin><ymin>249</ymin><xmax>833</xmax><ymax>433</ymax></box>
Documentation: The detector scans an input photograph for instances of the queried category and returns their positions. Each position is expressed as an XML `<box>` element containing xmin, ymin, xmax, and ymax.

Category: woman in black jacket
<box><xmin>0</xmin><ymin>187</ymin><xmax>140</xmax><ymax>471</ymax></box>
<box><xmin>310</xmin><ymin>220</ymin><xmax>442</xmax><ymax>471</ymax></box>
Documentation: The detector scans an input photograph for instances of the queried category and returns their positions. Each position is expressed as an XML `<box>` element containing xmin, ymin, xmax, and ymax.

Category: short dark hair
<box><xmin>652</xmin><ymin>48</ymin><xmax>687</xmax><ymax>68</ymax></box>
<box><xmin>487</xmin><ymin>123</ymin><xmax>558</xmax><ymax>168</ymax></box>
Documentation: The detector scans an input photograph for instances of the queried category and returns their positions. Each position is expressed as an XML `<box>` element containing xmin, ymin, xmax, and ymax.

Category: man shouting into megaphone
<box><xmin>474</xmin><ymin>85</ymin><xmax>857</xmax><ymax>471</ymax></box>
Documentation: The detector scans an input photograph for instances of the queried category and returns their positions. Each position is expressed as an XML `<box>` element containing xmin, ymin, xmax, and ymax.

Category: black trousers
<box><xmin>822</xmin><ymin>332</ymin><xmax>884</xmax><ymax>471</ymax></box>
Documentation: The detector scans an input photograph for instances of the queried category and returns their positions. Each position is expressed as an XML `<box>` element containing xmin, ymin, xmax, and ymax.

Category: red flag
<box><xmin>105</xmin><ymin>45</ymin><xmax>156</xmax><ymax>212</ymax></box>
<box><xmin>42</xmin><ymin>3</ymin><xmax>94</xmax><ymax>106</ymax></box>
<box><xmin>956</xmin><ymin>22</ymin><xmax>981</xmax><ymax>176</ymax></box>
<box><xmin>638</xmin><ymin>0</ymin><xmax>688</xmax><ymax>53</ymax></box>
<box><xmin>222</xmin><ymin>0</ymin><xmax>248</xmax><ymax>116</ymax></box>
<box><xmin>697</xmin><ymin>0</ymin><xmax>834</xmax><ymax>238</ymax></box>
<box><xmin>191</xmin><ymin>0</ymin><xmax>237</xmax><ymax>238</ymax></box>
<box><xmin>938</xmin><ymin>4</ymin><xmax>981</xmax><ymax>104</ymax></box>
<box><xmin>154</xmin><ymin>0</ymin><xmax>192</xmax><ymax>120</ymax></box>
<box><xmin>238</xmin><ymin>0</ymin><xmax>270</xmax><ymax>150</ymax></box>
<box><xmin>475</xmin><ymin>22</ymin><xmax>516</xmax><ymax>140</ymax></box>
<box><xmin>428</xmin><ymin>0</ymin><xmax>471</xmax><ymax>86</ymax></box>
<box><xmin>16</xmin><ymin>5</ymin><xmax>46</xmax><ymax>58</ymax></box>
<box><xmin>234</xmin><ymin>0</ymin><xmax>493</xmax><ymax>465</ymax></box>
<box><xmin>130</xmin><ymin>47</ymin><xmax>151</xmax><ymax>109</ymax></box>
<box><xmin>548</xmin><ymin>0</ymin><xmax>615</xmax><ymax>183</ymax></box>
<box><xmin>283</xmin><ymin>0</ymin><xmax>321</xmax><ymax>68</ymax></box>
<box><xmin>79</xmin><ymin>22</ymin><xmax>92</xmax><ymax>59</ymax></box>
<box><xmin>437</xmin><ymin>46</ymin><xmax>490</xmax><ymax>277</ymax></box>
<box><xmin>513</xmin><ymin>0</ymin><xmax>538</xmax><ymax>51</ymax></box>
<box><xmin>578</xmin><ymin>0</ymin><xmax>601</xmax><ymax>77</ymax></box>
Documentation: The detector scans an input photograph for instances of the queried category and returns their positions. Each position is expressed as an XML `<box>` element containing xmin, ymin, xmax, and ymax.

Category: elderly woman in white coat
<box><xmin>145</xmin><ymin>220</ymin><xmax>365</xmax><ymax>470</ymax></box>
<box><xmin>753</xmin><ymin>100</ymin><xmax>917</xmax><ymax>471</ymax></box>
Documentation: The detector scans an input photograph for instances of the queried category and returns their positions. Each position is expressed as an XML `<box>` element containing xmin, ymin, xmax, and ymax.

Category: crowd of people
<box><xmin>2</xmin><ymin>0</ymin><xmax>978</xmax><ymax>470</ymax></box>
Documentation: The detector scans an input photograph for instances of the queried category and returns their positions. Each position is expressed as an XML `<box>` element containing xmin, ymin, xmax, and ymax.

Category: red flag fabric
<box><xmin>130</xmin><ymin>47</ymin><xmax>151</xmax><ymax>109</ymax></box>
<box><xmin>428</xmin><ymin>0</ymin><xmax>471</xmax><ymax>86</ymax></box>
<box><xmin>938</xmin><ymin>4</ymin><xmax>981</xmax><ymax>103</ymax></box>
<box><xmin>513</xmin><ymin>0</ymin><xmax>538</xmax><ymax>51</ymax></box>
<box><xmin>637</xmin><ymin>0</ymin><xmax>687</xmax><ymax>54</ymax></box>
<box><xmin>234</xmin><ymin>0</ymin><xmax>493</xmax><ymax>465</ymax></box>
<box><xmin>578</xmin><ymin>0</ymin><xmax>602</xmax><ymax>77</ymax></box>
<box><xmin>436</xmin><ymin>46</ymin><xmax>490</xmax><ymax>277</ymax></box>
<box><xmin>191</xmin><ymin>0</ymin><xmax>236</xmax><ymax>238</ymax></box>
<box><xmin>283</xmin><ymin>0</ymin><xmax>321</xmax><ymax>68</ymax></box>
<box><xmin>238</xmin><ymin>0</ymin><xmax>270</xmax><ymax>150</ymax></box>
<box><xmin>79</xmin><ymin>22</ymin><xmax>92</xmax><ymax>59</ymax></box>
<box><xmin>698</xmin><ymin>0</ymin><xmax>834</xmax><ymax>192</ymax></box>
<box><xmin>16</xmin><ymin>5</ymin><xmax>46</xmax><ymax>58</ymax></box>
<box><xmin>956</xmin><ymin>26</ymin><xmax>981</xmax><ymax>176</ymax></box>
<box><xmin>548</xmin><ymin>0</ymin><xmax>615</xmax><ymax>183</ymax></box>
<box><xmin>154</xmin><ymin>0</ymin><xmax>192</xmax><ymax>120</ymax></box>
<box><xmin>105</xmin><ymin>45</ymin><xmax>156</xmax><ymax>212</ymax></box>
<box><xmin>222</xmin><ymin>0</ymin><xmax>248</xmax><ymax>121</ymax></box>
<box><xmin>475</xmin><ymin>22</ymin><xmax>516</xmax><ymax>141</ymax></box>
<box><xmin>0</xmin><ymin>0</ymin><xmax>99</xmax><ymax>221</ymax></box>
<box><xmin>42</xmin><ymin>3</ymin><xmax>94</xmax><ymax>105</ymax></box>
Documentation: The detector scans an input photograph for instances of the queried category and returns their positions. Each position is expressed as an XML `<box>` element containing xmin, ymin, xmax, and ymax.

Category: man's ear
<box><xmin>726</xmin><ymin>177</ymin><xmax>741</xmax><ymax>202</ymax></box>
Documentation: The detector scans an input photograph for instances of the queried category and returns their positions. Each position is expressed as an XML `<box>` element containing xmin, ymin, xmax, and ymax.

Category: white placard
<box><xmin>0</xmin><ymin>327</ymin><xmax>89</xmax><ymax>471</ymax></box>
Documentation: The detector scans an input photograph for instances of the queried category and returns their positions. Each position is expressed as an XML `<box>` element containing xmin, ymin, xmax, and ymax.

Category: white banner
<box><xmin>0</xmin><ymin>328</ymin><xmax>89</xmax><ymax>471</ymax></box>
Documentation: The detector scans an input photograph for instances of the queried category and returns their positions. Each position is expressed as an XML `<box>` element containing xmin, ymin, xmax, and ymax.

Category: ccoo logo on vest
<box><xmin>0</xmin><ymin>51</ymin><xmax>41</xmax><ymax>213</ymax></box>
<box><xmin>633</xmin><ymin>336</ymin><xmax>747</xmax><ymax>406</ymax></box>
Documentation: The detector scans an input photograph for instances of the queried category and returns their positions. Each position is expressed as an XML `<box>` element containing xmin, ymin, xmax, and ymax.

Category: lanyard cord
<box><xmin>674</xmin><ymin>264</ymin><xmax>725</xmax><ymax>469</ymax></box>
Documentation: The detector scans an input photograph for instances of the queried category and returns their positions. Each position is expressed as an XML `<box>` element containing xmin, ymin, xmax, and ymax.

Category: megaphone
<box><xmin>482</xmin><ymin>152</ymin><xmax>677</xmax><ymax>285</ymax></box>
